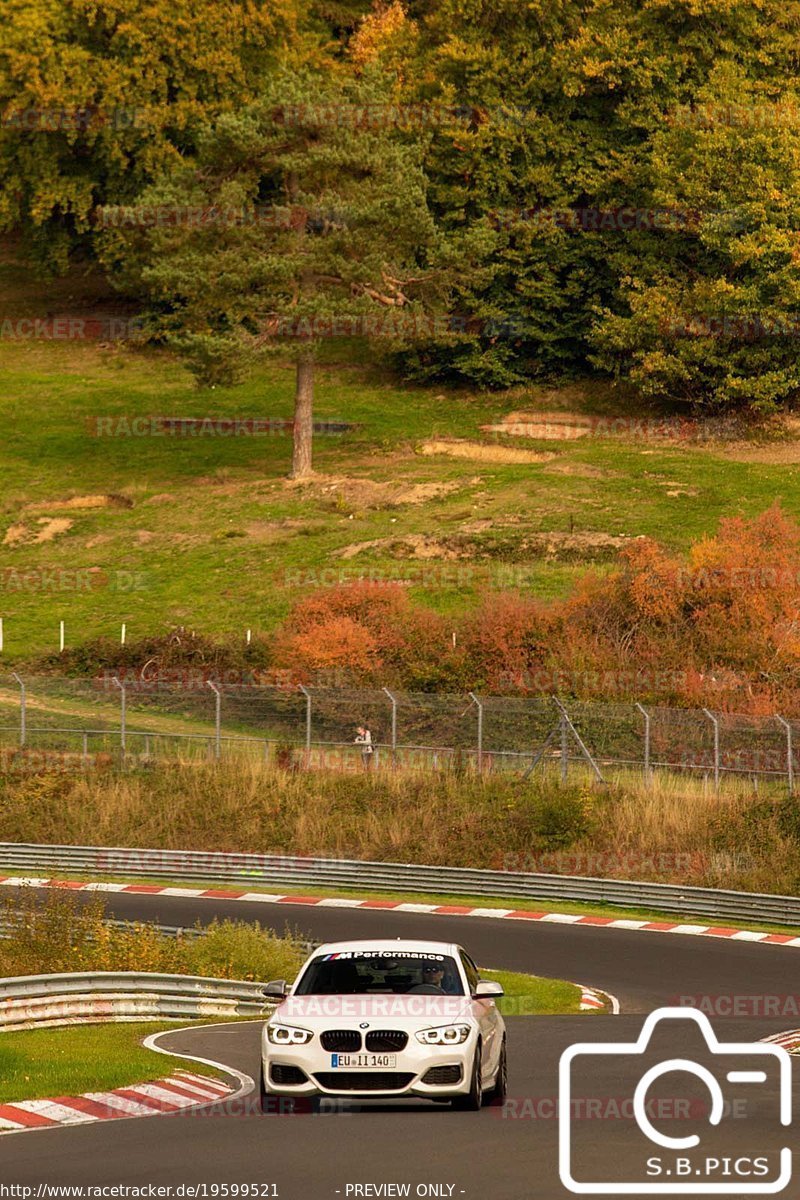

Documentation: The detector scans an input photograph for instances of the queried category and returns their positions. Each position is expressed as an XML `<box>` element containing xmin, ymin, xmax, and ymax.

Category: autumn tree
<box><xmin>0</xmin><ymin>0</ymin><xmax>300</xmax><ymax>271</ymax></box>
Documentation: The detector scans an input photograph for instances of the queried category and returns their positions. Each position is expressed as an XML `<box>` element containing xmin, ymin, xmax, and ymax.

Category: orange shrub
<box><xmin>270</xmin><ymin>508</ymin><xmax>800</xmax><ymax>710</ymax></box>
<box><xmin>459</xmin><ymin>591</ymin><xmax>555</xmax><ymax>694</ymax></box>
<box><xmin>272</xmin><ymin>581</ymin><xmax>455</xmax><ymax>686</ymax></box>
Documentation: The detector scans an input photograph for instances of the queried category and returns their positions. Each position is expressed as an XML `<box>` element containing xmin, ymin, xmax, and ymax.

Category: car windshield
<box><xmin>294</xmin><ymin>951</ymin><xmax>465</xmax><ymax>996</ymax></box>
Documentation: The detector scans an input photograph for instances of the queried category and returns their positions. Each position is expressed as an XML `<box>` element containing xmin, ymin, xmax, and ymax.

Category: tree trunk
<box><xmin>290</xmin><ymin>354</ymin><xmax>314</xmax><ymax>479</ymax></box>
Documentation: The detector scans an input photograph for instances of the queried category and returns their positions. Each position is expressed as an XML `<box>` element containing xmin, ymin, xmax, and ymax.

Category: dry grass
<box><xmin>0</xmin><ymin>761</ymin><xmax>797</xmax><ymax>893</ymax></box>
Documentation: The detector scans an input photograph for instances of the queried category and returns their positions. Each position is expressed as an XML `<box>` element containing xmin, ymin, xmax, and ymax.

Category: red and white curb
<box><xmin>578</xmin><ymin>985</ymin><xmax>608</xmax><ymax>1012</ymax></box>
<box><xmin>1</xmin><ymin>876</ymin><xmax>797</xmax><ymax>948</ymax></box>
<box><xmin>762</xmin><ymin>1030</ymin><xmax>800</xmax><ymax>1054</ymax></box>
<box><xmin>0</xmin><ymin>1070</ymin><xmax>233</xmax><ymax>1134</ymax></box>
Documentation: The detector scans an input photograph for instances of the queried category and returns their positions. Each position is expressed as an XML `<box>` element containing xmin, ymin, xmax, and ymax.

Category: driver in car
<box><xmin>420</xmin><ymin>960</ymin><xmax>446</xmax><ymax>993</ymax></box>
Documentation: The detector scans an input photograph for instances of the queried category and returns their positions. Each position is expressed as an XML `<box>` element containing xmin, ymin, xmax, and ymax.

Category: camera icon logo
<box><xmin>559</xmin><ymin>1007</ymin><xmax>792</xmax><ymax>1194</ymax></box>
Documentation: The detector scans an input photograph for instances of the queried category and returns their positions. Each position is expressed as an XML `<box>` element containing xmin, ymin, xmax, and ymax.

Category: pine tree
<box><xmin>109</xmin><ymin>66</ymin><xmax>463</xmax><ymax>476</ymax></box>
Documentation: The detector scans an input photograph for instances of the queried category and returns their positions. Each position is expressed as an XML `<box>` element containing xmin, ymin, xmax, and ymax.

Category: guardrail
<box><xmin>0</xmin><ymin>915</ymin><xmax>204</xmax><ymax>941</ymax></box>
<box><xmin>0</xmin><ymin>842</ymin><xmax>797</xmax><ymax>927</ymax></box>
<box><xmin>0</xmin><ymin>971</ymin><xmax>272</xmax><ymax>1031</ymax></box>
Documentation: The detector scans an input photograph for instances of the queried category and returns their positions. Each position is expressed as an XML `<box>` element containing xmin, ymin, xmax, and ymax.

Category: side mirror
<box><xmin>262</xmin><ymin>979</ymin><xmax>288</xmax><ymax>999</ymax></box>
<box><xmin>473</xmin><ymin>979</ymin><xmax>504</xmax><ymax>999</ymax></box>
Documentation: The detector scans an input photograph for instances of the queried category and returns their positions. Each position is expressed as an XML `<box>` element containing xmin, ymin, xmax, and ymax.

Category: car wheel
<box><xmin>487</xmin><ymin>1038</ymin><xmax>507</xmax><ymax>1107</ymax></box>
<box><xmin>452</xmin><ymin>1043</ymin><xmax>482</xmax><ymax>1111</ymax></box>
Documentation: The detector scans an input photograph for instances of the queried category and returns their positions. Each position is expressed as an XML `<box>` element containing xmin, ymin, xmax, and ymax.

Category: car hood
<box><xmin>273</xmin><ymin>994</ymin><xmax>471</xmax><ymax>1029</ymax></box>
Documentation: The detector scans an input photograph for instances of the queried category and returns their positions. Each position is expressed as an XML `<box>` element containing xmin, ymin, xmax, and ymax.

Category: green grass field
<box><xmin>0</xmin><ymin>1022</ymin><xmax>226</xmax><ymax>1103</ymax></box>
<box><xmin>2</xmin><ymin>247</ymin><xmax>800</xmax><ymax>661</ymax></box>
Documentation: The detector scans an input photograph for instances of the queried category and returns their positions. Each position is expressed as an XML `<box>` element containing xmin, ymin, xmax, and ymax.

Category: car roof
<box><xmin>309</xmin><ymin>938</ymin><xmax>460</xmax><ymax>957</ymax></box>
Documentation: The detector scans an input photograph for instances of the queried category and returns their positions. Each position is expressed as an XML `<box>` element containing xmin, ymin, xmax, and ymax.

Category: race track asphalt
<box><xmin>1</xmin><ymin>889</ymin><xmax>798</xmax><ymax>1198</ymax></box>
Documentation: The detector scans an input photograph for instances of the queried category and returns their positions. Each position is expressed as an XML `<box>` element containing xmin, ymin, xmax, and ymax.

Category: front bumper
<box><xmin>263</xmin><ymin>1035</ymin><xmax>476</xmax><ymax>1098</ymax></box>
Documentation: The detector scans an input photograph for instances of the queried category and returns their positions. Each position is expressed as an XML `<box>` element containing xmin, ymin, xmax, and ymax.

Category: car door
<box><xmin>460</xmin><ymin>949</ymin><xmax>500</xmax><ymax>1083</ymax></box>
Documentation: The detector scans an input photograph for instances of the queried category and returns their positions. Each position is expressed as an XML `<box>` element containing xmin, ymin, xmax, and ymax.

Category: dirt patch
<box><xmin>482</xmin><ymin>409</ymin><xmax>748</xmax><ymax>446</ymax></box>
<box><xmin>244</xmin><ymin>519</ymin><xmax>320</xmax><ymax>542</ymax></box>
<box><xmin>542</xmin><ymin>462</ymin><xmax>614</xmax><ymax>479</ymax></box>
<box><xmin>34</xmin><ymin>518</ymin><xmax>73</xmax><ymax>543</ymax></box>
<box><xmin>3</xmin><ymin>518</ymin><xmax>74</xmax><ymax>546</ymax></box>
<box><xmin>394</xmin><ymin>481</ymin><xmax>461</xmax><ymax>504</ymax></box>
<box><xmin>481</xmin><ymin>412</ymin><xmax>593</xmax><ymax>441</ymax></box>
<box><xmin>523</xmin><ymin>531</ymin><xmax>632</xmax><ymax>557</ymax></box>
<box><xmin>339</xmin><ymin>535</ymin><xmax>466</xmax><ymax>561</ymax></box>
<box><xmin>720</xmin><ymin>422</ymin><xmax>800</xmax><ymax>464</ymax></box>
<box><xmin>460</xmin><ymin>517</ymin><xmax>526</xmax><ymax>533</ymax></box>
<box><xmin>339</xmin><ymin>529</ymin><xmax>633</xmax><ymax>564</ymax></box>
<box><xmin>283</xmin><ymin>473</ymin><xmax>466</xmax><ymax>509</ymax></box>
<box><xmin>135</xmin><ymin>530</ymin><xmax>155</xmax><ymax>544</ymax></box>
<box><xmin>85</xmin><ymin>534</ymin><xmax>112</xmax><ymax>548</ymax></box>
<box><xmin>24</xmin><ymin>494</ymin><xmax>133</xmax><ymax>513</ymax></box>
<box><xmin>646</xmin><ymin>475</ymin><xmax>700</xmax><ymax>497</ymax></box>
<box><xmin>420</xmin><ymin>440</ymin><xmax>556</xmax><ymax>464</ymax></box>
<box><xmin>145</xmin><ymin>493</ymin><xmax>177</xmax><ymax>505</ymax></box>
<box><xmin>194</xmin><ymin>475</ymin><xmax>276</xmax><ymax>497</ymax></box>
<box><xmin>2</xmin><ymin>523</ymin><xmax>28</xmax><ymax>547</ymax></box>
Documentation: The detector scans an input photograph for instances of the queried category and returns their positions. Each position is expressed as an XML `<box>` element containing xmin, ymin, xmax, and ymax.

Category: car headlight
<box><xmin>415</xmin><ymin>1024</ymin><xmax>471</xmax><ymax>1045</ymax></box>
<box><xmin>267</xmin><ymin>1023</ymin><xmax>314</xmax><ymax>1045</ymax></box>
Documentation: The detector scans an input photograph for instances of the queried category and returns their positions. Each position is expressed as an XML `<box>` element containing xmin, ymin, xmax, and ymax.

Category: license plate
<box><xmin>330</xmin><ymin>1053</ymin><xmax>396</xmax><ymax>1068</ymax></box>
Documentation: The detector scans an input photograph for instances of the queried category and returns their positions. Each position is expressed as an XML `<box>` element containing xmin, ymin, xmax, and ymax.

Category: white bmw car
<box><xmin>260</xmin><ymin>938</ymin><xmax>507</xmax><ymax>1109</ymax></box>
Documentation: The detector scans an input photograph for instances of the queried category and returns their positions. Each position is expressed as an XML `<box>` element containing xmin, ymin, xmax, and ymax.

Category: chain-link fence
<box><xmin>0</xmin><ymin>673</ymin><xmax>796</xmax><ymax>791</ymax></box>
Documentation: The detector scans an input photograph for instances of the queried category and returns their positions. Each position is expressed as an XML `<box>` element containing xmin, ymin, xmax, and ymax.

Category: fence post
<box><xmin>635</xmin><ymin>702</ymin><xmax>652</xmax><ymax>786</ymax></box>
<box><xmin>382</xmin><ymin>687</ymin><xmax>397</xmax><ymax>767</ymax></box>
<box><xmin>207</xmin><ymin>681</ymin><xmax>221</xmax><ymax>761</ymax></box>
<box><xmin>776</xmin><ymin>715</ymin><xmax>794</xmax><ymax>796</ymax></box>
<box><xmin>560</xmin><ymin>708</ymin><xmax>568</xmax><ymax>782</ymax></box>
<box><xmin>112</xmin><ymin>676</ymin><xmax>126</xmax><ymax>759</ymax></box>
<box><xmin>298</xmin><ymin>684</ymin><xmax>312</xmax><ymax>766</ymax></box>
<box><xmin>11</xmin><ymin>673</ymin><xmax>25</xmax><ymax>747</ymax></box>
<box><xmin>468</xmin><ymin>692</ymin><xmax>483</xmax><ymax>773</ymax></box>
<box><xmin>702</xmin><ymin>708</ymin><xmax>720</xmax><ymax>793</ymax></box>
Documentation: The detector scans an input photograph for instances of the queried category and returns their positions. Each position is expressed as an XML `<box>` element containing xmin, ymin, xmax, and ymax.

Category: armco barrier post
<box><xmin>11</xmin><ymin>673</ymin><xmax>25</xmax><ymax>747</ymax></box>
<box><xmin>702</xmin><ymin>707</ymin><xmax>720</xmax><ymax>793</ymax></box>
<box><xmin>207</xmin><ymin>680</ymin><xmax>221</xmax><ymax>761</ymax></box>
<box><xmin>468</xmin><ymin>692</ymin><xmax>483</xmax><ymax>772</ymax></box>
<box><xmin>776</xmin><ymin>714</ymin><xmax>794</xmax><ymax>796</ymax></box>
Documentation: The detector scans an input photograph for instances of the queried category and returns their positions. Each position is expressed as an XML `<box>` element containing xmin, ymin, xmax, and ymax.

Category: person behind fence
<box><xmin>354</xmin><ymin>724</ymin><xmax>373</xmax><ymax>769</ymax></box>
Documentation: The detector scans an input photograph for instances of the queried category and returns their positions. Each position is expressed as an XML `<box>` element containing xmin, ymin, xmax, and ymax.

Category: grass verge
<box><xmin>0</xmin><ymin>1021</ymin><xmax>227</xmax><ymax>1104</ymax></box>
<box><xmin>479</xmin><ymin>969</ymin><xmax>591</xmax><ymax>1016</ymax></box>
<box><xmin>1</xmin><ymin>869</ymin><xmax>796</xmax><ymax>938</ymax></box>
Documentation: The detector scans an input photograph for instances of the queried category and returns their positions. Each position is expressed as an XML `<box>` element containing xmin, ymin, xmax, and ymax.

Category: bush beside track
<box><xmin>0</xmin><ymin>886</ymin><xmax>307</xmax><ymax>980</ymax></box>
